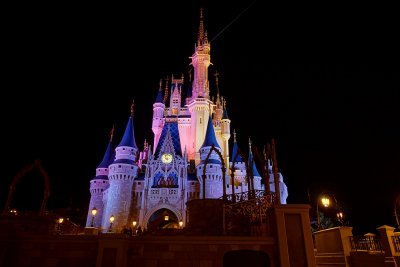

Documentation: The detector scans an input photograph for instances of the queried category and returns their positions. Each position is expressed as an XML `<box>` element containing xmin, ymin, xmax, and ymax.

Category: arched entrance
<box><xmin>223</xmin><ymin>250</ymin><xmax>271</xmax><ymax>267</ymax></box>
<box><xmin>3</xmin><ymin>159</ymin><xmax>50</xmax><ymax>215</ymax></box>
<box><xmin>146</xmin><ymin>208</ymin><xmax>179</xmax><ymax>232</ymax></box>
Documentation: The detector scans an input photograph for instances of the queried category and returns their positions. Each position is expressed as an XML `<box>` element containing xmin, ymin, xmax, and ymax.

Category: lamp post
<box><xmin>108</xmin><ymin>215</ymin><xmax>115</xmax><ymax>232</ymax></box>
<box><xmin>336</xmin><ymin>211</ymin><xmax>344</xmax><ymax>226</ymax></box>
<box><xmin>91</xmin><ymin>207</ymin><xmax>97</xmax><ymax>227</ymax></box>
<box><xmin>179</xmin><ymin>220</ymin><xmax>183</xmax><ymax>229</ymax></box>
<box><xmin>132</xmin><ymin>221</ymin><xmax>137</xmax><ymax>235</ymax></box>
<box><xmin>316</xmin><ymin>192</ymin><xmax>343</xmax><ymax>231</ymax></box>
<box><xmin>57</xmin><ymin>217</ymin><xmax>64</xmax><ymax>234</ymax></box>
<box><xmin>316</xmin><ymin>194</ymin><xmax>331</xmax><ymax>231</ymax></box>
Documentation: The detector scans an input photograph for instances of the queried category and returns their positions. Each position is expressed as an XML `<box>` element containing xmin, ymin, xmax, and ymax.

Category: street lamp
<box><xmin>108</xmin><ymin>215</ymin><xmax>115</xmax><ymax>232</ymax></box>
<box><xmin>91</xmin><ymin>207</ymin><xmax>97</xmax><ymax>227</ymax></box>
<box><xmin>316</xmin><ymin>194</ymin><xmax>331</xmax><ymax>230</ymax></box>
<box><xmin>179</xmin><ymin>221</ymin><xmax>183</xmax><ymax>228</ymax></box>
<box><xmin>316</xmin><ymin>192</ymin><xmax>343</xmax><ymax>231</ymax></box>
<box><xmin>57</xmin><ymin>217</ymin><xmax>64</xmax><ymax>234</ymax></box>
<box><xmin>132</xmin><ymin>221</ymin><xmax>137</xmax><ymax>235</ymax></box>
<box><xmin>336</xmin><ymin>212</ymin><xmax>344</xmax><ymax>226</ymax></box>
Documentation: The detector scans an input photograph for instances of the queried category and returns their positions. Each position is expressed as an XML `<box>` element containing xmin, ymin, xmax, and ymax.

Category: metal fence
<box><xmin>393</xmin><ymin>235</ymin><xmax>400</xmax><ymax>253</ymax></box>
<box><xmin>350</xmin><ymin>236</ymin><xmax>383</xmax><ymax>252</ymax></box>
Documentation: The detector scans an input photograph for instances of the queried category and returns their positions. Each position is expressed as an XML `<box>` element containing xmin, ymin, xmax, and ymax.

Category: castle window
<box><xmin>118</xmin><ymin>165</ymin><xmax>121</xmax><ymax>168</ymax></box>
<box><xmin>138</xmin><ymin>182</ymin><xmax>141</xmax><ymax>185</ymax></box>
<box><xmin>123</xmin><ymin>148</ymin><xmax>125</xmax><ymax>150</ymax></box>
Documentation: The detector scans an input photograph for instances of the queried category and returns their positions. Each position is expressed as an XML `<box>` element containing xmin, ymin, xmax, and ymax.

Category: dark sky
<box><xmin>2</xmin><ymin>1</ymin><xmax>399</xmax><ymax>235</ymax></box>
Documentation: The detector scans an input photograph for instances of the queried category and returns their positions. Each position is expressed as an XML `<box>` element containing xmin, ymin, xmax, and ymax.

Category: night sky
<box><xmin>2</xmin><ymin>1</ymin><xmax>399</xmax><ymax>235</ymax></box>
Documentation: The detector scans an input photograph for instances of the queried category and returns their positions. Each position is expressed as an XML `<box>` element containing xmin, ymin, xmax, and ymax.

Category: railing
<box><xmin>393</xmin><ymin>235</ymin><xmax>400</xmax><ymax>253</ymax></box>
<box><xmin>350</xmin><ymin>236</ymin><xmax>383</xmax><ymax>252</ymax></box>
<box><xmin>223</xmin><ymin>192</ymin><xmax>275</xmax><ymax>235</ymax></box>
<box><xmin>223</xmin><ymin>190</ymin><xmax>274</xmax><ymax>203</ymax></box>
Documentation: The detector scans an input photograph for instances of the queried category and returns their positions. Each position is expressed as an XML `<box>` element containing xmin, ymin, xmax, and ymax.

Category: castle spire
<box><xmin>197</xmin><ymin>8</ymin><xmax>205</xmax><ymax>47</ymax></box>
<box><xmin>201</xmin><ymin>114</ymin><xmax>220</xmax><ymax>149</ymax></box>
<box><xmin>130</xmin><ymin>100</ymin><xmax>134</xmax><ymax>117</ymax></box>
<box><xmin>118</xmin><ymin>100</ymin><xmax>138</xmax><ymax>148</ymax></box>
<box><xmin>231</xmin><ymin>129</ymin><xmax>243</xmax><ymax>162</ymax></box>
<box><xmin>222</xmin><ymin>98</ymin><xmax>229</xmax><ymax>119</ymax></box>
<box><xmin>163</xmin><ymin>77</ymin><xmax>169</xmax><ymax>104</ymax></box>
<box><xmin>97</xmin><ymin>126</ymin><xmax>115</xmax><ymax>168</ymax></box>
<box><xmin>248</xmin><ymin>138</ymin><xmax>261</xmax><ymax>177</ymax></box>
<box><xmin>214</xmin><ymin>70</ymin><xmax>221</xmax><ymax>106</ymax></box>
<box><xmin>155</xmin><ymin>79</ymin><xmax>164</xmax><ymax>103</ymax></box>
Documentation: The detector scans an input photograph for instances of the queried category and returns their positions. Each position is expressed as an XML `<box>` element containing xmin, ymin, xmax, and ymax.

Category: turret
<box><xmin>197</xmin><ymin>114</ymin><xmax>224</xmax><ymax>199</ymax></box>
<box><xmin>152</xmin><ymin>80</ymin><xmax>165</xmax><ymax>153</ymax></box>
<box><xmin>103</xmin><ymin>101</ymin><xmax>139</xmax><ymax>233</ymax></box>
<box><xmin>86</xmin><ymin>127</ymin><xmax>114</xmax><ymax>228</ymax></box>
<box><xmin>220</xmin><ymin>98</ymin><xmax>231</xmax><ymax>168</ymax></box>
<box><xmin>213</xmin><ymin>71</ymin><xmax>223</xmax><ymax>122</ymax></box>
<box><xmin>169</xmin><ymin>75</ymin><xmax>183</xmax><ymax>116</ymax></box>
<box><xmin>187</xmin><ymin>9</ymin><xmax>213</xmax><ymax>162</ymax></box>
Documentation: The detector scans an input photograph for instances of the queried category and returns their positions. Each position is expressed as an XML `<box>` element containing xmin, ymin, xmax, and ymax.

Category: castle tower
<box><xmin>152</xmin><ymin>80</ymin><xmax>165</xmax><ymax>153</ymax></box>
<box><xmin>103</xmin><ymin>102</ymin><xmax>139</xmax><ymax>232</ymax></box>
<box><xmin>187</xmin><ymin>9</ymin><xmax>213</xmax><ymax>162</ymax></box>
<box><xmin>196</xmin><ymin>114</ymin><xmax>224</xmax><ymax>199</ymax></box>
<box><xmin>190</xmin><ymin>8</ymin><xmax>210</xmax><ymax>99</ymax></box>
<box><xmin>169</xmin><ymin>76</ymin><xmax>182</xmax><ymax>116</ymax></box>
<box><xmin>220</xmin><ymin>98</ymin><xmax>231</xmax><ymax>169</ymax></box>
<box><xmin>86</xmin><ymin>127</ymin><xmax>114</xmax><ymax>228</ymax></box>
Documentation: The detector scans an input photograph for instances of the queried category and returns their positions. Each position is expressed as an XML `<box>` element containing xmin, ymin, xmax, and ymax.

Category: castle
<box><xmin>86</xmin><ymin>10</ymin><xmax>288</xmax><ymax>233</ymax></box>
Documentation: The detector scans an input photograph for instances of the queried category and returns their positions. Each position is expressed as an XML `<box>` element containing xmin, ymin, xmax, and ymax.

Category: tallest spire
<box><xmin>197</xmin><ymin>8</ymin><xmax>207</xmax><ymax>46</ymax></box>
<box><xmin>191</xmin><ymin>7</ymin><xmax>211</xmax><ymax>99</ymax></box>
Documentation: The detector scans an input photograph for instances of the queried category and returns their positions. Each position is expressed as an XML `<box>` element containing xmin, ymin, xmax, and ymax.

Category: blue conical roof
<box><xmin>117</xmin><ymin>117</ymin><xmax>137</xmax><ymax>148</ymax></box>
<box><xmin>232</xmin><ymin>142</ymin><xmax>243</xmax><ymax>162</ymax></box>
<box><xmin>154</xmin><ymin>122</ymin><xmax>183</xmax><ymax>158</ymax></box>
<box><xmin>222</xmin><ymin>107</ymin><xmax>229</xmax><ymax>119</ymax></box>
<box><xmin>97</xmin><ymin>140</ymin><xmax>114</xmax><ymax>168</ymax></box>
<box><xmin>201</xmin><ymin>115</ymin><xmax>220</xmax><ymax>149</ymax></box>
<box><xmin>155</xmin><ymin>88</ymin><xmax>164</xmax><ymax>103</ymax></box>
<box><xmin>248</xmin><ymin>152</ymin><xmax>261</xmax><ymax>177</ymax></box>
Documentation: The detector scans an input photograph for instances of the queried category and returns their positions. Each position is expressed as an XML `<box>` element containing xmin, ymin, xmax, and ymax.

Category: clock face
<box><xmin>161</xmin><ymin>153</ymin><xmax>173</xmax><ymax>164</ymax></box>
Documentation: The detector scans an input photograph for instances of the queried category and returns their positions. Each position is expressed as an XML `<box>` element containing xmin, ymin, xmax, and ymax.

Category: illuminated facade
<box><xmin>86</xmin><ymin>10</ymin><xmax>288</xmax><ymax>233</ymax></box>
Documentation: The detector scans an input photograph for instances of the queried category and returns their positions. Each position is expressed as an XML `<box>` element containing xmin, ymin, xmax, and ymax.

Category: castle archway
<box><xmin>3</xmin><ymin>159</ymin><xmax>50</xmax><ymax>215</ymax></box>
<box><xmin>143</xmin><ymin>204</ymin><xmax>182</xmax><ymax>232</ymax></box>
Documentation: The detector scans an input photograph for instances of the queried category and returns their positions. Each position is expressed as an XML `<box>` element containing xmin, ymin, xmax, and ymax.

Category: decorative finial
<box><xmin>233</xmin><ymin>129</ymin><xmax>237</xmax><ymax>142</ymax></box>
<box><xmin>159</xmin><ymin>79</ymin><xmax>162</xmax><ymax>90</ymax></box>
<box><xmin>130</xmin><ymin>100</ymin><xmax>134</xmax><ymax>117</ymax></box>
<box><xmin>164</xmin><ymin>76</ymin><xmax>169</xmax><ymax>103</ymax></box>
<box><xmin>249</xmin><ymin>138</ymin><xmax>252</xmax><ymax>148</ymax></box>
<box><xmin>110</xmin><ymin>125</ymin><xmax>115</xmax><ymax>141</ymax></box>
<box><xmin>197</xmin><ymin>8</ymin><xmax>205</xmax><ymax>46</ymax></box>
<box><xmin>188</xmin><ymin>67</ymin><xmax>192</xmax><ymax>82</ymax></box>
<box><xmin>144</xmin><ymin>139</ymin><xmax>148</xmax><ymax>150</ymax></box>
<box><xmin>263</xmin><ymin>145</ymin><xmax>267</xmax><ymax>160</ymax></box>
<box><xmin>214</xmin><ymin>70</ymin><xmax>219</xmax><ymax>87</ymax></box>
